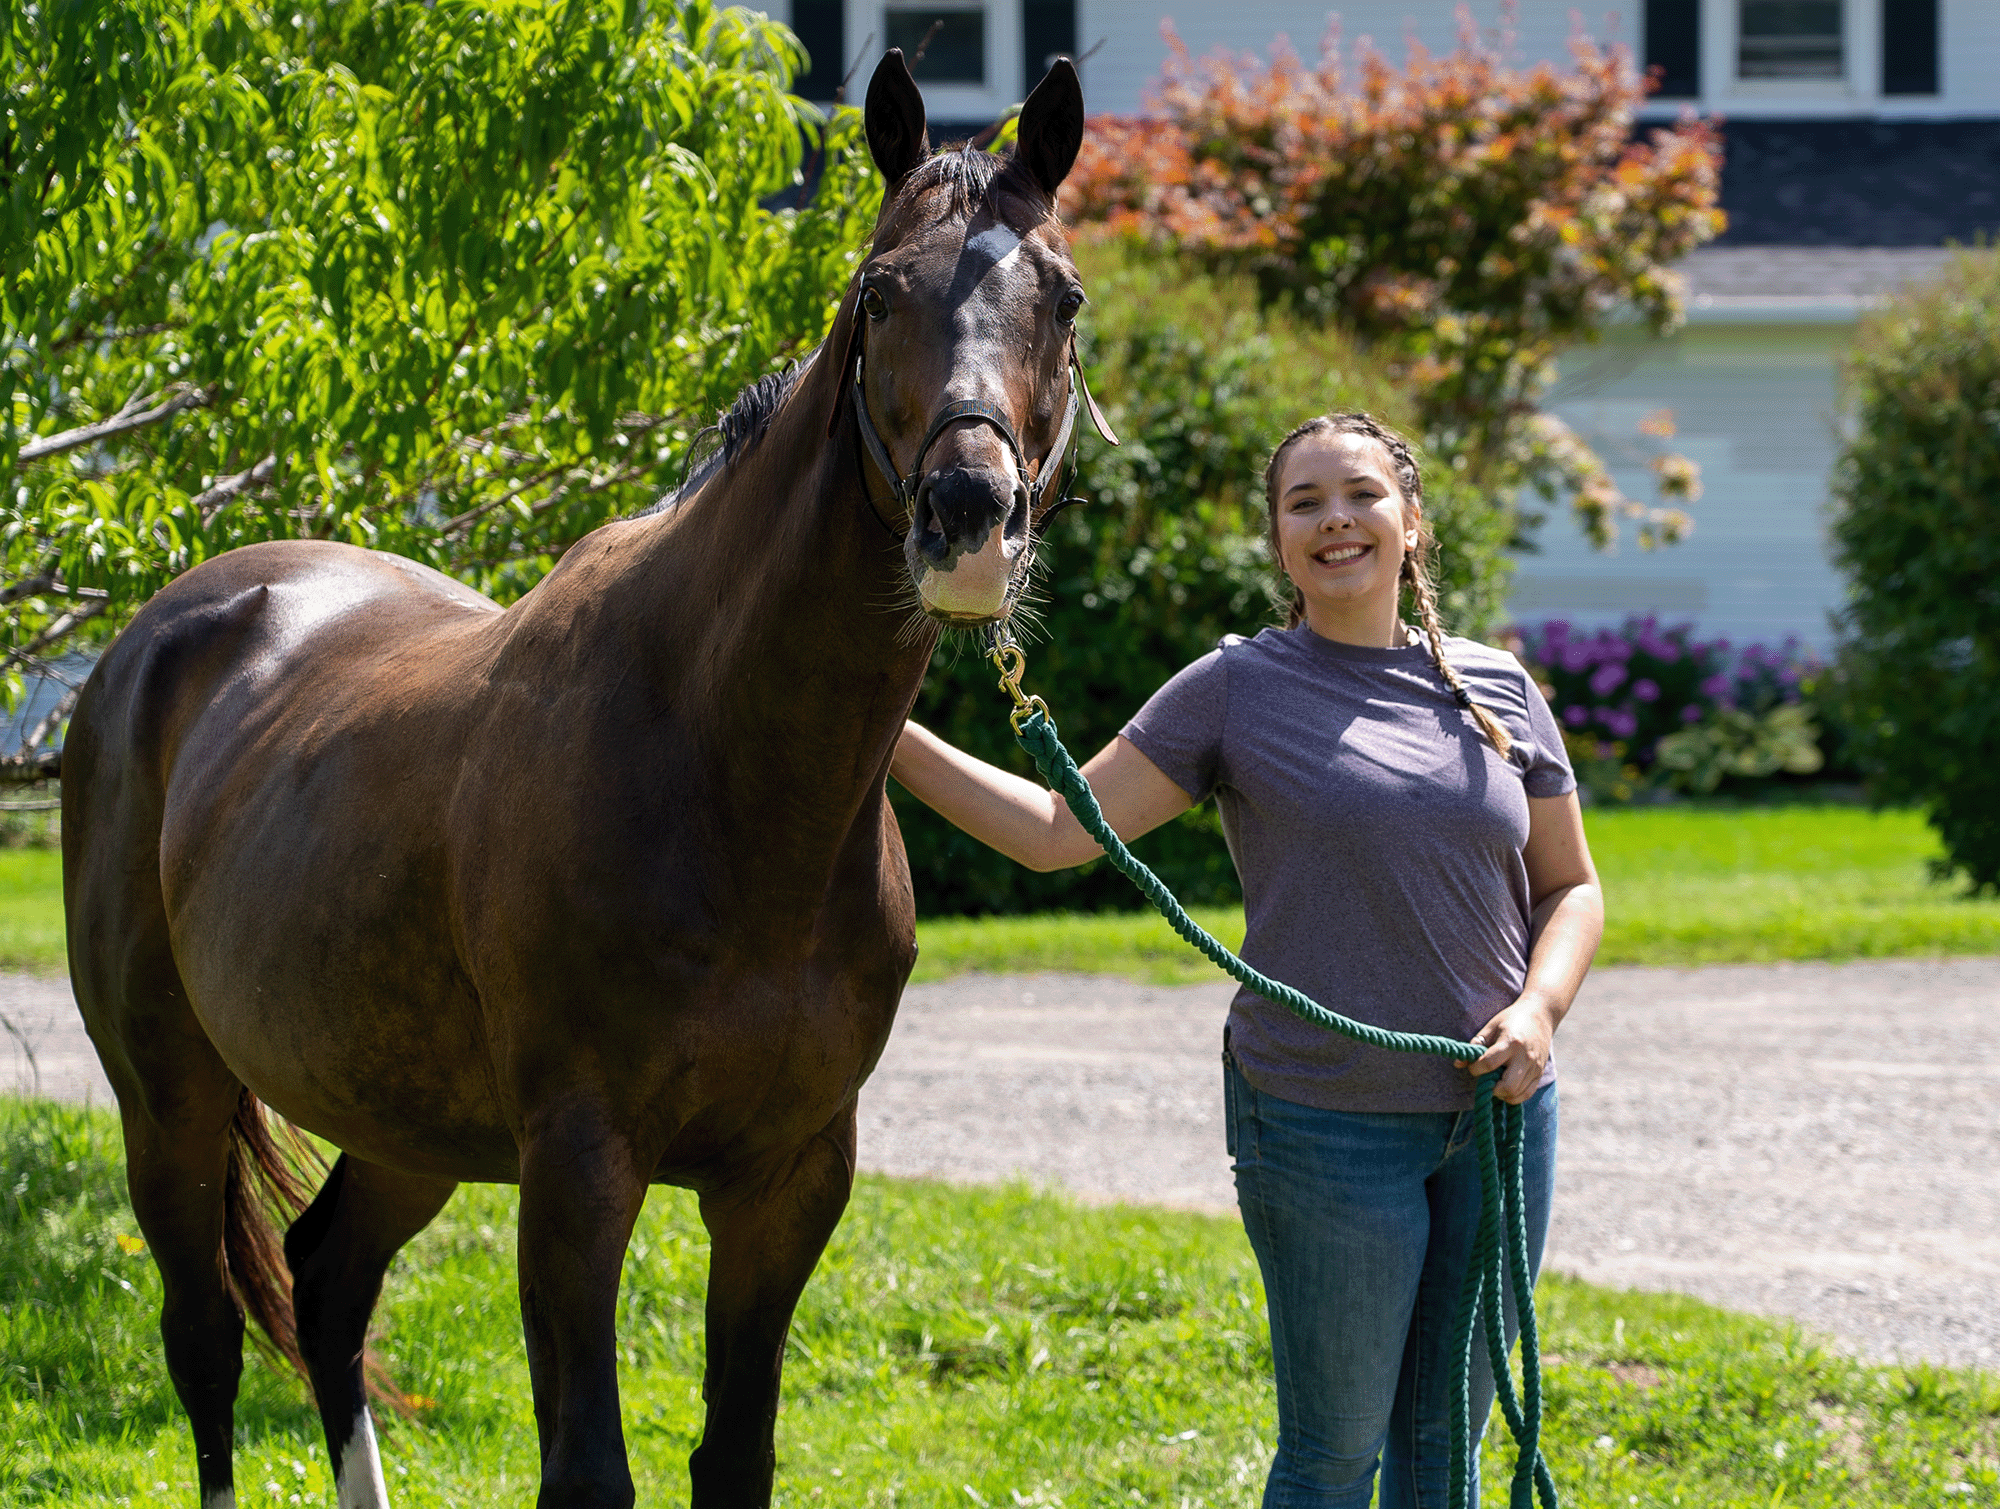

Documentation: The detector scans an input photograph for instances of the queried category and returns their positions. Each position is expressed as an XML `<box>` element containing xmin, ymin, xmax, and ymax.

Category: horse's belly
<box><xmin>174</xmin><ymin>893</ymin><xmax>521</xmax><ymax>1181</ymax></box>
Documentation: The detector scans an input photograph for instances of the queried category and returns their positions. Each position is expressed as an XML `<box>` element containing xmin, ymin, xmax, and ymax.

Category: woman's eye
<box><xmin>1056</xmin><ymin>289</ymin><xmax>1084</xmax><ymax>324</ymax></box>
<box><xmin>861</xmin><ymin>286</ymin><xmax>888</xmax><ymax>321</ymax></box>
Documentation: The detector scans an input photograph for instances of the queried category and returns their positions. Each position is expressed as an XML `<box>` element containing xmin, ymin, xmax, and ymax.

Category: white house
<box><xmin>778</xmin><ymin>0</ymin><xmax>2000</xmax><ymax>649</ymax></box>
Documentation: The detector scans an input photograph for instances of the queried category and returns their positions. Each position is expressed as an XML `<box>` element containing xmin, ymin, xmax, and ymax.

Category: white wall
<box><xmin>1509</xmin><ymin>320</ymin><xmax>1854</xmax><ymax>650</ymax></box>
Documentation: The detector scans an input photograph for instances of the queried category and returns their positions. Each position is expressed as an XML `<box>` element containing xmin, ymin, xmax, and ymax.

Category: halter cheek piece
<box><xmin>849</xmin><ymin>341</ymin><xmax>1119</xmax><ymax>539</ymax></box>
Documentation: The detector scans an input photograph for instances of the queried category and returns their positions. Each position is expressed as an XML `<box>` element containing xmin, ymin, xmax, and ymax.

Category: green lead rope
<box><xmin>1004</xmin><ymin>699</ymin><xmax>1557</xmax><ymax>1509</ymax></box>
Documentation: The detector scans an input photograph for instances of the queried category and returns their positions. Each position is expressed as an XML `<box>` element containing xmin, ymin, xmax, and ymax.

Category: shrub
<box><xmin>894</xmin><ymin>244</ymin><xmax>1503</xmax><ymax>915</ymax></box>
<box><xmin>2</xmin><ymin>0</ymin><xmax>877</xmax><ymax>752</ymax></box>
<box><xmin>1063</xmin><ymin>10</ymin><xmax>1723</xmax><ymax>548</ymax></box>
<box><xmin>1831</xmin><ymin>248</ymin><xmax>2000</xmax><ymax>891</ymax></box>
<box><xmin>1513</xmin><ymin>618</ymin><xmax>1824</xmax><ymax>802</ymax></box>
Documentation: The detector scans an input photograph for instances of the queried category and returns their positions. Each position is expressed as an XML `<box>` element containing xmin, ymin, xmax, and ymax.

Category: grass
<box><xmin>909</xmin><ymin>805</ymin><xmax>2000</xmax><ymax>983</ymax></box>
<box><xmin>0</xmin><ymin>849</ymin><xmax>63</xmax><ymax>976</ymax></box>
<box><xmin>11</xmin><ymin>807</ymin><xmax>2000</xmax><ymax>986</ymax></box>
<box><xmin>3</xmin><ymin>1096</ymin><xmax>1995</xmax><ymax>1506</ymax></box>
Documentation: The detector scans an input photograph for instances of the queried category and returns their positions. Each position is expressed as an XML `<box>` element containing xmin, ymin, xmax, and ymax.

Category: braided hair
<box><xmin>1263</xmin><ymin>413</ymin><xmax>1514</xmax><ymax>758</ymax></box>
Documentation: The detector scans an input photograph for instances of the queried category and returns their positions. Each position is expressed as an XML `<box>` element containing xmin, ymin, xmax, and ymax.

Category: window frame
<box><xmin>1722</xmin><ymin>0</ymin><xmax>1881</xmax><ymax>101</ymax></box>
<box><xmin>845</xmin><ymin>0</ymin><xmax>1020</xmax><ymax>122</ymax></box>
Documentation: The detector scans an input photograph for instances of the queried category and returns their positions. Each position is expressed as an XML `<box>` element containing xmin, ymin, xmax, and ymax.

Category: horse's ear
<box><xmin>1014</xmin><ymin>58</ymin><xmax>1084</xmax><ymax>198</ymax></box>
<box><xmin>865</xmin><ymin>50</ymin><xmax>930</xmax><ymax>190</ymax></box>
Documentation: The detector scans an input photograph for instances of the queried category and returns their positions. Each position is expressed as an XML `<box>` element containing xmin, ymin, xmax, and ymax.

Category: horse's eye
<box><xmin>861</xmin><ymin>286</ymin><xmax>889</xmax><ymax>322</ymax></box>
<box><xmin>1056</xmin><ymin>289</ymin><xmax>1084</xmax><ymax>325</ymax></box>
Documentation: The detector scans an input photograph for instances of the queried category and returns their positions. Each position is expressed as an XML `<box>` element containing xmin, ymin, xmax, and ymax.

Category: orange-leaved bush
<box><xmin>1066</xmin><ymin>5</ymin><xmax>1725</xmax><ymax>550</ymax></box>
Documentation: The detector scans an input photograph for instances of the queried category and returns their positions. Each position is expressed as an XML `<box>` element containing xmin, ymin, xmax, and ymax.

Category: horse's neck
<box><xmin>600</xmin><ymin>366</ymin><xmax>932</xmax><ymax>870</ymax></box>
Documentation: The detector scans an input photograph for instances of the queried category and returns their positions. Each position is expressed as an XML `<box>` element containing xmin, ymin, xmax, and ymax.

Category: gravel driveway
<box><xmin>8</xmin><ymin>957</ymin><xmax>1997</xmax><ymax>1369</ymax></box>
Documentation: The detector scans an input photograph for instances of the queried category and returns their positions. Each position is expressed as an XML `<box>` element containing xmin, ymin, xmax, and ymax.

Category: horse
<box><xmin>61</xmin><ymin>51</ymin><xmax>1106</xmax><ymax>1509</ymax></box>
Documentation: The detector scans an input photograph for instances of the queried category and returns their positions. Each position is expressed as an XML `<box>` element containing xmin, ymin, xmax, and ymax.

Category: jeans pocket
<box><xmin>1222</xmin><ymin>1049</ymin><xmax>1239</xmax><ymax>1158</ymax></box>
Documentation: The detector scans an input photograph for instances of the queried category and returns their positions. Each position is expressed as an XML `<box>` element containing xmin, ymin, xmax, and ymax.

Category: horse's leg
<box><xmin>121</xmin><ymin>1084</ymin><xmax>250</xmax><ymax>1509</ymax></box>
<box><xmin>284</xmin><ymin>1154</ymin><xmax>456</xmax><ymax>1509</ymax></box>
<box><xmin>688</xmin><ymin>1101</ymin><xmax>858</xmax><ymax>1509</ymax></box>
<box><xmin>516</xmin><ymin>1104</ymin><xmax>650</xmax><ymax>1509</ymax></box>
<box><xmin>72</xmin><ymin>844</ymin><xmax>253</xmax><ymax>1509</ymax></box>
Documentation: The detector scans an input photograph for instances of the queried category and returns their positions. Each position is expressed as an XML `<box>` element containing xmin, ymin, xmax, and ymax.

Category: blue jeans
<box><xmin>1225</xmin><ymin>1049</ymin><xmax>1559</xmax><ymax>1509</ymax></box>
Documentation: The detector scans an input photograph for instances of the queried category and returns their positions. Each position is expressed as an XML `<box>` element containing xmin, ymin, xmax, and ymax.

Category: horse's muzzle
<box><xmin>909</xmin><ymin>465</ymin><xmax>1030</xmax><ymax>621</ymax></box>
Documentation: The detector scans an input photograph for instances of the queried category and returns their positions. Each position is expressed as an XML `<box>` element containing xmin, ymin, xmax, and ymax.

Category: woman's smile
<box><xmin>1310</xmin><ymin>539</ymin><xmax>1372</xmax><ymax>568</ymax></box>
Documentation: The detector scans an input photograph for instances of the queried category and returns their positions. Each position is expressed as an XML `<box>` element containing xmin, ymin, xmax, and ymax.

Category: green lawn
<box><xmin>13</xmin><ymin>807</ymin><xmax>2000</xmax><ymax>985</ymax></box>
<box><xmin>0</xmin><ymin>848</ymin><xmax>63</xmax><ymax>976</ymax></box>
<box><xmin>912</xmin><ymin>805</ymin><xmax>2000</xmax><ymax>982</ymax></box>
<box><xmin>3</xmin><ymin>1096</ymin><xmax>1993</xmax><ymax>1506</ymax></box>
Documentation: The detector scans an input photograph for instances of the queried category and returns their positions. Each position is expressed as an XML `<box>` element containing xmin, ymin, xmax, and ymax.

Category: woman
<box><xmin>891</xmin><ymin>413</ymin><xmax>1603</xmax><ymax>1508</ymax></box>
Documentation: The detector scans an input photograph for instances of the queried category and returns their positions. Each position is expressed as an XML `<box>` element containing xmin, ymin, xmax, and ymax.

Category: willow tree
<box><xmin>2</xmin><ymin>0</ymin><xmax>877</xmax><ymax>773</ymax></box>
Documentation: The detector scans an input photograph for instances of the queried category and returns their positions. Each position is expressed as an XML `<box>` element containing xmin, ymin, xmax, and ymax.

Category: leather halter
<box><xmin>849</xmin><ymin>340</ymin><xmax>1118</xmax><ymax>539</ymax></box>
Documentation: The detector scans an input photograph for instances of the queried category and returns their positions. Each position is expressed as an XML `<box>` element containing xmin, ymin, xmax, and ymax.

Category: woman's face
<box><xmin>1273</xmin><ymin>430</ymin><xmax>1418</xmax><ymax>637</ymax></box>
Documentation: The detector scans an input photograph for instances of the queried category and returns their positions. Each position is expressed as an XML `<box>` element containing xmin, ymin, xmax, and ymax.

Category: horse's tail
<box><xmin>223</xmin><ymin>1087</ymin><xmax>323</xmax><ymax>1387</ymax></box>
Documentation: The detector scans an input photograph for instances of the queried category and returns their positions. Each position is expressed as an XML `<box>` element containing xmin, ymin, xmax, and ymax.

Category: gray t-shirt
<box><xmin>1121</xmin><ymin>624</ymin><xmax>1576</xmax><ymax>1113</ymax></box>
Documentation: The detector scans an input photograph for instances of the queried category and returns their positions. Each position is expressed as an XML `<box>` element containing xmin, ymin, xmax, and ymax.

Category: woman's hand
<box><xmin>1464</xmin><ymin>995</ymin><xmax>1559</xmax><ymax>1105</ymax></box>
<box><xmin>1463</xmin><ymin>791</ymin><xmax>1605</xmax><ymax>1105</ymax></box>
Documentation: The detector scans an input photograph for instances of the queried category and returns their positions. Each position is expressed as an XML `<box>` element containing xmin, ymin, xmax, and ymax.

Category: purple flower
<box><xmin>1563</xmin><ymin>704</ymin><xmax>1589</xmax><ymax>727</ymax></box>
<box><xmin>1605</xmin><ymin>708</ymin><xmax>1639</xmax><ymax>738</ymax></box>
<box><xmin>1681</xmin><ymin>704</ymin><xmax>1703</xmax><ymax>724</ymax></box>
<box><xmin>1595</xmin><ymin>741</ymin><xmax>1618</xmax><ymax>761</ymax></box>
<box><xmin>1560</xmin><ymin>643</ymin><xmax>1592</xmax><ymax>673</ymax></box>
<box><xmin>1590</xmin><ymin>662</ymin><xmax>1628</xmax><ymax>696</ymax></box>
<box><xmin>1632</xmin><ymin>678</ymin><xmax>1660</xmax><ymax>702</ymax></box>
<box><xmin>1699</xmin><ymin>673</ymin><xmax>1731</xmax><ymax>699</ymax></box>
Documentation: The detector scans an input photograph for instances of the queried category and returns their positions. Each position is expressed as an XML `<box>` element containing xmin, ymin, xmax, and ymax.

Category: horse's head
<box><xmin>834</xmin><ymin>50</ymin><xmax>1110</xmax><ymax>625</ymax></box>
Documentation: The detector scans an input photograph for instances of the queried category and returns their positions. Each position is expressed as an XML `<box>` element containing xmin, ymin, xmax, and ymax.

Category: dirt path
<box><xmin>10</xmin><ymin>958</ymin><xmax>1997</xmax><ymax>1369</ymax></box>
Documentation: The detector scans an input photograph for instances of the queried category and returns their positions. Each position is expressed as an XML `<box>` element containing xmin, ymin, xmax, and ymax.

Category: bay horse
<box><xmin>62</xmin><ymin>52</ymin><xmax>1104</xmax><ymax>1509</ymax></box>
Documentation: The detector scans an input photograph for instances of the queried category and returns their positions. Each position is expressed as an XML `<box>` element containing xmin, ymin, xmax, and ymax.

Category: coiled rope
<box><xmin>988</xmin><ymin>637</ymin><xmax>1556</xmax><ymax>1509</ymax></box>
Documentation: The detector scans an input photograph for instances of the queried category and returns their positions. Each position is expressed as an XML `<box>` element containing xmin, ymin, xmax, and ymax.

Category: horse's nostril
<box><xmin>1006</xmin><ymin>482</ymin><xmax>1031</xmax><ymax>541</ymax></box>
<box><xmin>913</xmin><ymin>478</ymin><xmax>951</xmax><ymax>564</ymax></box>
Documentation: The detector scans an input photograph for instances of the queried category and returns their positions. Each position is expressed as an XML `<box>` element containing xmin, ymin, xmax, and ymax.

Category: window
<box><xmin>1738</xmin><ymin>0</ymin><xmax>1843</xmax><ymax>80</ymax></box>
<box><xmin>1645</xmin><ymin>0</ymin><xmax>1701</xmax><ymax>97</ymax></box>
<box><xmin>1881</xmin><ymin>0</ymin><xmax>1939</xmax><ymax>95</ymax></box>
<box><xmin>885</xmin><ymin>5</ymin><xmax>987</xmax><ymax>86</ymax></box>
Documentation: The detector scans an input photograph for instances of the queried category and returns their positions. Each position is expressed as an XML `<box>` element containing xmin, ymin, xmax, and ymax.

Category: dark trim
<box><xmin>1644</xmin><ymin>0</ymin><xmax>1701</xmax><ymax>100</ymax></box>
<box><xmin>1022</xmin><ymin>0</ymin><xmax>1076</xmax><ymax>90</ymax></box>
<box><xmin>1881</xmin><ymin>0</ymin><xmax>1940</xmax><ymax>96</ymax></box>
<box><xmin>790</xmin><ymin>0</ymin><xmax>844</xmax><ymax>102</ymax></box>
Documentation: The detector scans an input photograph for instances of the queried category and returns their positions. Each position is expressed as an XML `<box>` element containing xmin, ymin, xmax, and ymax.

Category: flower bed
<box><xmin>1511</xmin><ymin>618</ymin><xmax>1826</xmax><ymax>802</ymax></box>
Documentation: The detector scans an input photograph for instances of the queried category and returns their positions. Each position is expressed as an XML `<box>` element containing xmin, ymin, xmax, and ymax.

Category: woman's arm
<box><xmin>1466</xmin><ymin>791</ymin><xmax>1605</xmax><ymax>1104</ymax></box>
<box><xmin>891</xmin><ymin>721</ymin><xmax>1196</xmax><ymax>872</ymax></box>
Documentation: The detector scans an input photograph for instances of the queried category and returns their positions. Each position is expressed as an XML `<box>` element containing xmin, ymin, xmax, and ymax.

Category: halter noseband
<box><xmin>848</xmin><ymin>340</ymin><xmax>1116</xmax><ymax>539</ymax></box>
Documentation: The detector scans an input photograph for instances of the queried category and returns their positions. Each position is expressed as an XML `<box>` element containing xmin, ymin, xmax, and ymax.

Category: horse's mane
<box><xmin>892</xmin><ymin>141</ymin><xmax>1048</xmax><ymax>229</ymax></box>
<box><xmin>636</xmin><ymin>145</ymin><xmax>1049</xmax><ymax>518</ymax></box>
<box><xmin>636</xmin><ymin>359</ymin><xmax>814</xmax><ymax>517</ymax></box>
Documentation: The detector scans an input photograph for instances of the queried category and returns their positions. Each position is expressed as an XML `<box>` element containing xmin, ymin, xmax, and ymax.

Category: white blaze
<box><xmin>337</xmin><ymin>1408</ymin><xmax>391</xmax><ymax>1509</ymax></box>
<box><xmin>967</xmin><ymin>226</ymin><xmax>1023</xmax><ymax>269</ymax></box>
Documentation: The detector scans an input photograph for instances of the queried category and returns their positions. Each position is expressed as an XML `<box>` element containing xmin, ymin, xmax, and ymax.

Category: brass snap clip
<box><xmin>984</xmin><ymin>625</ymin><xmax>1049</xmax><ymax>735</ymax></box>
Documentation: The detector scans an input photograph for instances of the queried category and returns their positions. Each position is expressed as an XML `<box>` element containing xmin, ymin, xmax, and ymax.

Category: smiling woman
<box><xmin>891</xmin><ymin>409</ymin><xmax>1604</xmax><ymax>1508</ymax></box>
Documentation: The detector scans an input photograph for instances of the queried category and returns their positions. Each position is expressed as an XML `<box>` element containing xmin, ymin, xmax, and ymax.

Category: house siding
<box><xmin>1066</xmin><ymin>0</ymin><xmax>2000</xmax><ymax>118</ymax></box>
<box><xmin>1515</xmin><ymin>323</ymin><xmax>1855</xmax><ymax>648</ymax></box>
